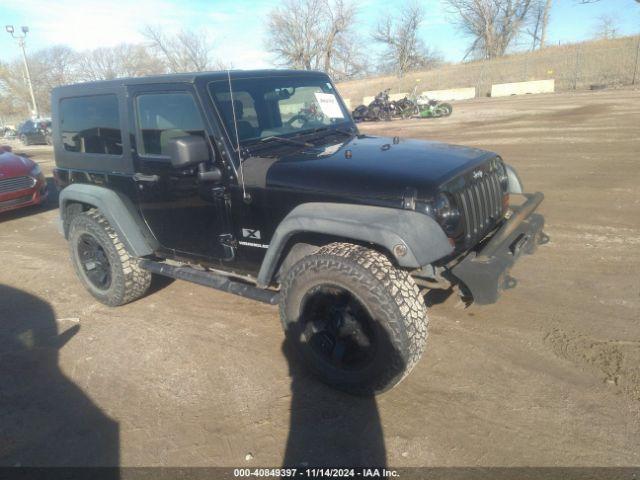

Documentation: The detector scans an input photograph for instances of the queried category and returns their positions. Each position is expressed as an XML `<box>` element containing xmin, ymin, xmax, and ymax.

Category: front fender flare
<box><xmin>59</xmin><ymin>183</ymin><xmax>158</xmax><ymax>257</ymax></box>
<box><xmin>256</xmin><ymin>202</ymin><xmax>453</xmax><ymax>288</ymax></box>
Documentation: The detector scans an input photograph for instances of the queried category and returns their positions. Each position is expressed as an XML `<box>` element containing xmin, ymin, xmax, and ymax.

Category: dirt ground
<box><xmin>1</xmin><ymin>88</ymin><xmax>639</xmax><ymax>468</ymax></box>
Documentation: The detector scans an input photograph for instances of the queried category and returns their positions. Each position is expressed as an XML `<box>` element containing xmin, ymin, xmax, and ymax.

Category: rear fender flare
<box><xmin>59</xmin><ymin>183</ymin><xmax>157</xmax><ymax>257</ymax></box>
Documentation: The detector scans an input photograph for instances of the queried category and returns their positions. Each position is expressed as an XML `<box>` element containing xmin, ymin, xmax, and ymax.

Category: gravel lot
<box><xmin>1</xmin><ymin>88</ymin><xmax>639</xmax><ymax>468</ymax></box>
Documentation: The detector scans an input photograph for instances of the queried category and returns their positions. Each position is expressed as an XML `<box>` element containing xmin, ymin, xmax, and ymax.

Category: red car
<box><xmin>0</xmin><ymin>145</ymin><xmax>48</xmax><ymax>213</ymax></box>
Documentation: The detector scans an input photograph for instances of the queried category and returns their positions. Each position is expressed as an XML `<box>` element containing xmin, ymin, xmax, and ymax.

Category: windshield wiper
<box><xmin>240</xmin><ymin>135</ymin><xmax>314</xmax><ymax>157</ymax></box>
<box><xmin>303</xmin><ymin>125</ymin><xmax>356</xmax><ymax>139</ymax></box>
<box><xmin>260</xmin><ymin>135</ymin><xmax>313</xmax><ymax>147</ymax></box>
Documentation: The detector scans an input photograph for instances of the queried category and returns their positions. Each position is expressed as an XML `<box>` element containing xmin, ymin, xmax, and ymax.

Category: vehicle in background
<box><xmin>1</xmin><ymin>126</ymin><xmax>17</xmax><ymax>139</ymax></box>
<box><xmin>410</xmin><ymin>87</ymin><xmax>453</xmax><ymax>118</ymax></box>
<box><xmin>352</xmin><ymin>88</ymin><xmax>397</xmax><ymax>122</ymax></box>
<box><xmin>353</xmin><ymin>87</ymin><xmax>452</xmax><ymax>121</ymax></box>
<box><xmin>17</xmin><ymin>119</ymin><xmax>52</xmax><ymax>146</ymax></box>
<box><xmin>0</xmin><ymin>145</ymin><xmax>48</xmax><ymax>213</ymax></box>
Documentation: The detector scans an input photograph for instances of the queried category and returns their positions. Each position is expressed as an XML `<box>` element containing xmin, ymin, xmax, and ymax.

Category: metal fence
<box><xmin>338</xmin><ymin>35</ymin><xmax>640</xmax><ymax>104</ymax></box>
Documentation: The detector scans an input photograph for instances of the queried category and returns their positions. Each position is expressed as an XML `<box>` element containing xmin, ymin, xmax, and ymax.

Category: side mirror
<box><xmin>167</xmin><ymin>136</ymin><xmax>209</xmax><ymax>169</ymax></box>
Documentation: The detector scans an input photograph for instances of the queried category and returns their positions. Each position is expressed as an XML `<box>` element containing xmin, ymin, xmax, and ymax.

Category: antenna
<box><xmin>227</xmin><ymin>70</ymin><xmax>248</xmax><ymax>202</ymax></box>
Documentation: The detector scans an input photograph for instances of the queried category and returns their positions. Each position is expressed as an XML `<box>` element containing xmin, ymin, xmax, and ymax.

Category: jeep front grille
<box><xmin>454</xmin><ymin>171</ymin><xmax>505</xmax><ymax>247</ymax></box>
<box><xmin>0</xmin><ymin>176</ymin><xmax>36</xmax><ymax>194</ymax></box>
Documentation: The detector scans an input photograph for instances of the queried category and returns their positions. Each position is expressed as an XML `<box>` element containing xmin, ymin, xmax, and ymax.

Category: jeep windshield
<box><xmin>208</xmin><ymin>75</ymin><xmax>354</xmax><ymax>147</ymax></box>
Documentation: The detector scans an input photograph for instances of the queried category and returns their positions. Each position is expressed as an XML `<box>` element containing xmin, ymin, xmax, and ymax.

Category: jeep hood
<box><xmin>246</xmin><ymin>135</ymin><xmax>496</xmax><ymax>201</ymax></box>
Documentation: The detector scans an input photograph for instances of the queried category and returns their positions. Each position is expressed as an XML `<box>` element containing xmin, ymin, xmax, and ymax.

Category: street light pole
<box><xmin>5</xmin><ymin>25</ymin><xmax>39</xmax><ymax>119</ymax></box>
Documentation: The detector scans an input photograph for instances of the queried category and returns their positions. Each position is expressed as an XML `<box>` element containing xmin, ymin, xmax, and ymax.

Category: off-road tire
<box><xmin>279</xmin><ymin>242</ymin><xmax>428</xmax><ymax>395</ymax></box>
<box><xmin>68</xmin><ymin>209</ymin><xmax>151</xmax><ymax>306</ymax></box>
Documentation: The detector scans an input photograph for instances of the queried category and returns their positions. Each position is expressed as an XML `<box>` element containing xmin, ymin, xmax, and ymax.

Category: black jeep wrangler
<box><xmin>52</xmin><ymin>70</ymin><xmax>546</xmax><ymax>395</ymax></box>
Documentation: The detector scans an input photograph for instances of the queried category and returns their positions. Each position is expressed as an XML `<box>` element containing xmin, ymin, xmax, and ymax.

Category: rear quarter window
<box><xmin>59</xmin><ymin>95</ymin><xmax>122</xmax><ymax>155</ymax></box>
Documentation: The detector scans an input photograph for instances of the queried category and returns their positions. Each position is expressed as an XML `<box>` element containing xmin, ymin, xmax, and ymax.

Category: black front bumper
<box><xmin>451</xmin><ymin>192</ymin><xmax>547</xmax><ymax>305</ymax></box>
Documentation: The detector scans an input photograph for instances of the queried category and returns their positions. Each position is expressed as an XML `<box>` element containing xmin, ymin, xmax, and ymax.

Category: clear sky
<box><xmin>0</xmin><ymin>0</ymin><xmax>638</xmax><ymax>68</ymax></box>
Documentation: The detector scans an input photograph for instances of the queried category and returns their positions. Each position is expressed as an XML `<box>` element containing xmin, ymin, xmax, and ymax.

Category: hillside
<box><xmin>336</xmin><ymin>35</ymin><xmax>640</xmax><ymax>105</ymax></box>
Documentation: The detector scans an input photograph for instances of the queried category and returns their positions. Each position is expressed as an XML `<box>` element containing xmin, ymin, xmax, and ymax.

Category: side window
<box><xmin>60</xmin><ymin>95</ymin><xmax>122</xmax><ymax>155</ymax></box>
<box><xmin>135</xmin><ymin>92</ymin><xmax>206</xmax><ymax>156</ymax></box>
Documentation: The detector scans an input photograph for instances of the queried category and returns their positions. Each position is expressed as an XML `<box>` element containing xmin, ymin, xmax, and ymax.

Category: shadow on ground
<box><xmin>0</xmin><ymin>284</ymin><xmax>119</xmax><ymax>472</ymax></box>
<box><xmin>281</xmin><ymin>339</ymin><xmax>386</xmax><ymax>468</ymax></box>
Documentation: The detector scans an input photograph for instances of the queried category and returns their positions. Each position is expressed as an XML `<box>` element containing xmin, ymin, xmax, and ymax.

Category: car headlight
<box><xmin>494</xmin><ymin>158</ymin><xmax>509</xmax><ymax>191</ymax></box>
<box><xmin>417</xmin><ymin>193</ymin><xmax>461</xmax><ymax>235</ymax></box>
<box><xmin>30</xmin><ymin>164</ymin><xmax>42</xmax><ymax>177</ymax></box>
<box><xmin>434</xmin><ymin>192</ymin><xmax>460</xmax><ymax>230</ymax></box>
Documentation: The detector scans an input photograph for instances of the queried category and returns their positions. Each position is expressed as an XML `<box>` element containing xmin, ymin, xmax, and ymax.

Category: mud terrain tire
<box><xmin>279</xmin><ymin>242</ymin><xmax>428</xmax><ymax>395</ymax></box>
<box><xmin>68</xmin><ymin>209</ymin><xmax>151</xmax><ymax>306</ymax></box>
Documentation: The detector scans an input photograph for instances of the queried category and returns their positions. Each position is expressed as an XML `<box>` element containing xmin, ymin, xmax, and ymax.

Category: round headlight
<box><xmin>434</xmin><ymin>192</ymin><xmax>460</xmax><ymax>234</ymax></box>
<box><xmin>495</xmin><ymin>159</ymin><xmax>509</xmax><ymax>191</ymax></box>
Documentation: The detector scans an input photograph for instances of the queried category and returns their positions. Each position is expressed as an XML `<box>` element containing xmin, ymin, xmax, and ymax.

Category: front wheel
<box><xmin>439</xmin><ymin>103</ymin><xmax>453</xmax><ymax>117</ymax></box>
<box><xmin>279</xmin><ymin>242</ymin><xmax>429</xmax><ymax>395</ymax></box>
<box><xmin>20</xmin><ymin>134</ymin><xmax>30</xmax><ymax>146</ymax></box>
<box><xmin>68</xmin><ymin>209</ymin><xmax>151</xmax><ymax>306</ymax></box>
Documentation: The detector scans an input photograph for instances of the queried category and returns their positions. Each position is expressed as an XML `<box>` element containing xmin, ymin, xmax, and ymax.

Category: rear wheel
<box><xmin>279</xmin><ymin>242</ymin><xmax>429</xmax><ymax>395</ymax></box>
<box><xmin>68</xmin><ymin>209</ymin><xmax>151</xmax><ymax>306</ymax></box>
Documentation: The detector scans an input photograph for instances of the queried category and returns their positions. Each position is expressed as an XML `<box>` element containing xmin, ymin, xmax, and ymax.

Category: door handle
<box><xmin>133</xmin><ymin>173</ymin><xmax>160</xmax><ymax>183</ymax></box>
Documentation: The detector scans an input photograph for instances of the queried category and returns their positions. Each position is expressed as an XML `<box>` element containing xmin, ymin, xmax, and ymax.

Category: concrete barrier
<box><xmin>423</xmin><ymin>87</ymin><xmax>476</xmax><ymax>101</ymax></box>
<box><xmin>363</xmin><ymin>95</ymin><xmax>375</xmax><ymax>105</ymax></box>
<box><xmin>491</xmin><ymin>79</ymin><xmax>555</xmax><ymax>97</ymax></box>
<box><xmin>342</xmin><ymin>98</ymin><xmax>351</xmax><ymax>110</ymax></box>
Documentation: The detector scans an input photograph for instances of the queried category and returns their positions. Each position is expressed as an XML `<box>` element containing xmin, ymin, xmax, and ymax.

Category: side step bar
<box><xmin>139</xmin><ymin>259</ymin><xmax>280</xmax><ymax>305</ymax></box>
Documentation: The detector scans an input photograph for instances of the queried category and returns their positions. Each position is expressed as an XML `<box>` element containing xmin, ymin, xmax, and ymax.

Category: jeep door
<box><xmin>128</xmin><ymin>83</ymin><xmax>232</xmax><ymax>261</ymax></box>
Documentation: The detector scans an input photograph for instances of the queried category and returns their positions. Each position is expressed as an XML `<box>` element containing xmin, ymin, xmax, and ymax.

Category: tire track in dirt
<box><xmin>544</xmin><ymin>328</ymin><xmax>640</xmax><ymax>403</ymax></box>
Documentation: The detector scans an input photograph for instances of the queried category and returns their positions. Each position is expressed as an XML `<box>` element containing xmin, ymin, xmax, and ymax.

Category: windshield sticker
<box><xmin>314</xmin><ymin>93</ymin><xmax>344</xmax><ymax>119</ymax></box>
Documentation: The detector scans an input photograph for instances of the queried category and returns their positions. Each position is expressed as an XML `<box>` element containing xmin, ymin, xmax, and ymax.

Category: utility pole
<box><xmin>5</xmin><ymin>25</ymin><xmax>39</xmax><ymax>118</ymax></box>
<box><xmin>633</xmin><ymin>35</ymin><xmax>640</xmax><ymax>85</ymax></box>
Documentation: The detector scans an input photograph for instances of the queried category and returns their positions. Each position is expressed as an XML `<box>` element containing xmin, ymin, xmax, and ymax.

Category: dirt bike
<box><xmin>408</xmin><ymin>86</ymin><xmax>453</xmax><ymax>118</ymax></box>
<box><xmin>386</xmin><ymin>87</ymin><xmax>454</xmax><ymax>120</ymax></box>
<box><xmin>417</xmin><ymin>100</ymin><xmax>453</xmax><ymax>118</ymax></box>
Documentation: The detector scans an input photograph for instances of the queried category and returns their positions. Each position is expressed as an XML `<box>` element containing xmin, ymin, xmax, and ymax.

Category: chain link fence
<box><xmin>338</xmin><ymin>35</ymin><xmax>640</xmax><ymax>104</ymax></box>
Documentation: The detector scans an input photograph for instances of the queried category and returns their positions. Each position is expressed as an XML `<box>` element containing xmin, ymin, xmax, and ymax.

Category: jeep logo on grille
<box><xmin>472</xmin><ymin>170</ymin><xmax>483</xmax><ymax>179</ymax></box>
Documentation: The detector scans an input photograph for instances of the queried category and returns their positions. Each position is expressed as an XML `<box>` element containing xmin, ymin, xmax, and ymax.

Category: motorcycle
<box><xmin>352</xmin><ymin>88</ymin><xmax>397</xmax><ymax>122</ymax></box>
<box><xmin>353</xmin><ymin>86</ymin><xmax>453</xmax><ymax>121</ymax></box>
<box><xmin>408</xmin><ymin>86</ymin><xmax>453</xmax><ymax>118</ymax></box>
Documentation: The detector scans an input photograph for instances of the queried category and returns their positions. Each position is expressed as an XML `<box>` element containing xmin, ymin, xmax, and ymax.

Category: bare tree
<box><xmin>0</xmin><ymin>59</ymin><xmax>37</xmax><ymax>116</ymax></box>
<box><xmin>143</xmin><ymin>26</ymin><xmax>227</xmax><ymax>73</ymax></box>
<box><xmin>528</xmin><ymin>0</ymin><xmax>552</xmax><ymax>50</ymax></box>
<box><xmin>445</xmin><ymin>0</ymin><xmax>534</xmax><ymax>59</ymax></box>
<box><xmin>0</xmin><ymin>45</ymin><xmax>80</xmax><ymax>116</ymax></box>
<box><xmin>372</xmin><ymin>3</ymin><xmax>441</xmax><ymax>76</ymax></box>
<box><xmin>593</xmin><ymin>14</ymin><xmax>619</xmax><ymax>40</ymax></box>
<box><xmin>265</xmin><ymin>0</ymin><xmax>366</xmax><ymax>79</ymax></box>
<box><xmin>0</xmin><ymin>91</ymin><xmax>22</xmax><ymax>122</ymax></box>
<box><xmin>77</xmin><ymin>44</ymin><xmax>162</xmax><ymax>81</ymax></box>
